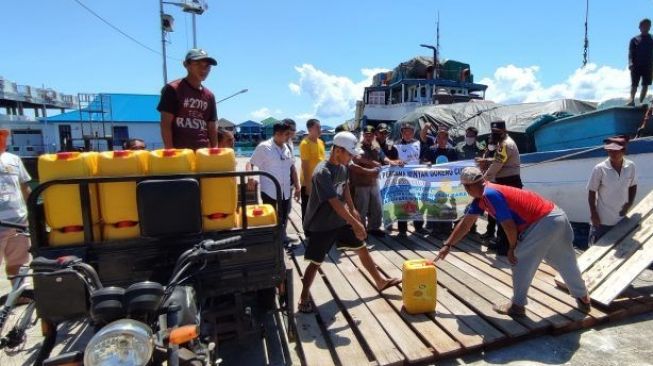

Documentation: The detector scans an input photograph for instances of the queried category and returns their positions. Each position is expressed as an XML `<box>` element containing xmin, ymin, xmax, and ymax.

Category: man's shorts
<box><xmin>631</xmin><ymin>67</ymin><xmax>652</xmax><ymax>87</ymax></box>
<box><xmin>304</xmin><ymin>225</ymin><xmax>366</xmax><ymax>265</ymax></box>
<box><xmin>0</xmin><ymin>229</ymin><xmax>31</xmax><ymax>268</ymax></box>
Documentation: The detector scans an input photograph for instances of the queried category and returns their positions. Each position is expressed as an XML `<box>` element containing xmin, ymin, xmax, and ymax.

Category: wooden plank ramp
<box><xmin>554</xmin><ymin>190</ymin><xmax>653</xmax><ymax>307</ymax></box>
<box><xmin>286</xmin><ymin>206</ymin><xmax>653</xmax><ymax>365</ymax></box>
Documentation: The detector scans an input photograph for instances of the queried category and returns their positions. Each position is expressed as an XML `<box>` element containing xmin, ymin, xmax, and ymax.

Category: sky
<box><xmin>2</xmin><ymin>0</ymin><xmax>652</xmax><ymax>127</ymax></box>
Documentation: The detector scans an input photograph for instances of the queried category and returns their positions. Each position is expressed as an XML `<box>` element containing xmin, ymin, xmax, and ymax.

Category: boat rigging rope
<box><xmin>583</xmin><ymin>0</ymin><xmax>590</xmax><ymax>67</ymax></box>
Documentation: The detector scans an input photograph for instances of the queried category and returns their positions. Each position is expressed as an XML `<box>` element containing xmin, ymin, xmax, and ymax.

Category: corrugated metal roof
<box><xmin>238</xmin><ymin>120</ymin><xmax>262</xmax><ymax>127</ymax></box>
<box><xmin>43</xmin><ymin>93</ymin><xmax>160</xmax><ymax>123</ymax></box>
<box><xmin>260</xmin><ymin>117</ymin><xmax>278</xmax><ymax>126</ymax></box>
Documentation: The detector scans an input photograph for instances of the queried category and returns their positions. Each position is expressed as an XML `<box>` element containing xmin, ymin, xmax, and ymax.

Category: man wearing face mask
<box><xmin>456</xmin><ymin>127</ymin><xmax>484</xmax><ymax>160</ymax></box>
<box><xmin>483</xmin><ymin>121</ymin><xmax>522</xmax><ymax>255</ymax></box>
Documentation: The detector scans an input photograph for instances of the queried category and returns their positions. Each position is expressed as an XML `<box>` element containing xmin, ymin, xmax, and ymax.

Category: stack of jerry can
<box><xmin>195</xmin><ymin>147</ymin><xmax>238</xmax><ymax>231</ymax></box>
<box><xmin>38</xmin><ymin>151</ymin><xmax>101</xmax><ymax>245</ymax></box>
<box><xmin>97</xmin><ymin>150</ymin><xmax>149</xmax><ymax>240</ymax></box>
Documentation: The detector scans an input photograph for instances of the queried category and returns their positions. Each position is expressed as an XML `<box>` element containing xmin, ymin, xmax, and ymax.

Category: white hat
<box><xmin>333</xmin><ymin>132</ymin><xmax>362</xmax><ymax>156</ymax></box>
<box><xmin>460</xmin><ymin>167</ymin><xmax>484</xmax><ymax>184</ymax></box>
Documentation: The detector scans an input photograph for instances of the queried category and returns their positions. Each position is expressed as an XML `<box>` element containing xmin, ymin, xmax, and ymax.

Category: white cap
<box><xmin>333</xmin><ymin>132</ymin><xmax>362</xmax><ymax>156</ymax></box>
<box><xmin>460</xmin><ymin>167</ymin><xmax>484</xmax><ymax>184</ymax></box>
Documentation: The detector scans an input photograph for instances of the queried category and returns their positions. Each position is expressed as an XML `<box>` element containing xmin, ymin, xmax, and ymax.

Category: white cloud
<box><xmin>289</xmin><ymin>64</ymin><xmax>389</xmax><ymax>119</ymax></box>
<box><xmin>250</xmin><ymin>107</ymin><xmax>283</xmax><ymax>120</ymax></box>
<box><xmin>480</xmin><ymin>63</ymin><xmax>630</xmax><ymax>104</ymax></box>
<box><xmin>294</xmin><ymin>112</ymin><xmax>314</xmax><ymax>121</ymax></box>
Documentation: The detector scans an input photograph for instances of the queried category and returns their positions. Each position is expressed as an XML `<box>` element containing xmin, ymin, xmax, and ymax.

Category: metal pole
<box><xmin>160</xmin><ymin>0</ymin><xmax>168</xmax><ymax>84</ymax></box>
<box><xmin>192</xmin><ymin>14</ymin><xmax>197</xmax><ymax>48</ymax></box>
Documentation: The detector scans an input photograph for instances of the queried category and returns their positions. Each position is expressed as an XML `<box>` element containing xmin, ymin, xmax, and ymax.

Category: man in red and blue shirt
<box><xmin>436</xmin><ymin>167</ymin><xmax>591</xmax><ymax>316</ymax></box>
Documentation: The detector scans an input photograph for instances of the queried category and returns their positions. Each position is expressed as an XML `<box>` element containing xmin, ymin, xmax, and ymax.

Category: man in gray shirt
<box><xmin>298</xmin><ymin>132</ymin><xmax>401</xmax><ymax>313</ymax></box>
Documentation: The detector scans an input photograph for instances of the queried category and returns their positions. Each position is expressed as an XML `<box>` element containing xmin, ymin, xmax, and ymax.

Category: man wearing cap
<box><xmin>299</xmin><ymin>119</ymin><xmax>325</xmax><ymax>217</ymax></box>
<box><xmin>0</xmin><ymin>127</ymin><xmax>32</xmax><ymax>285</ymax></box>
<box><xmin>456</xmin><ymin>126</ymin><xmax>485</xmax><ymax>160</ymax></box>
<box><xmin>375</xmin><ymin>123</ymin><xmax>398</xmax><ymax>160</ymax></box>
<box><xmin>484</xmin><ymin>120</ymin><xmax>522</xmax><ymax>255</ymax></box>
<box><xmin>395</xmin><ymin>122</ymin><xmax>425</xmax><ymax>233</ymax></box>
<box><xmin>158</xmin><ymin>48</ymin><xmax>218</xmax><ymax>150</ymax></box>
<box><xmin>422</xmin><ymin>126</ymin><xmax>458</xmax><ymax>165</ymax></box>
<box><xmin>298</xmin><ymin>132</ymin><xmax>401</xmax><ymax>313</ymax></box>
<box><xmin>436</xmin><ymin>167</ymin><xmax>591</xmax><ymax>316</ymax></box>
<box><xmin>587</xmin><ymin>136</ymin><xmax>638</xmax><ymax>244</ymax></box>
<box><xmin>351</xmin><ymin>126</ymin><xmax>401</xmax><ymax>237</ymax></box>
<box><xmin>247</xmin><ymin>122</ymin><xmax>294</xmax><ymax>242</ymax></box>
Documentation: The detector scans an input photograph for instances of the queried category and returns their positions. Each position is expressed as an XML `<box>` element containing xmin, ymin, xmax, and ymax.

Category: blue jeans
<box><xmin>588</xmin><ymin>224</ymin><xmax>614</xmax><ymax>246</ymax></box>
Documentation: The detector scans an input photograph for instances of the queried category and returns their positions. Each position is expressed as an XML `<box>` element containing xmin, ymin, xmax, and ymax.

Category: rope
<box><xmin>583</xmin><ymin>0</ymin><xmax>590</xmax><ymax>67</ymax></box>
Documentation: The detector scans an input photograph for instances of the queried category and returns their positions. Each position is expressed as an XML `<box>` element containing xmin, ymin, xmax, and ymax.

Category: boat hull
<box><xmin>520</xmin><ymin>138</ymin><xmax>653</xmax><ymax>223</ymax></box>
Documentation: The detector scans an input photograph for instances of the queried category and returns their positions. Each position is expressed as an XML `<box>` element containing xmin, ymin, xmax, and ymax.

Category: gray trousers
<box><xmin>512</xmin><ymin>206</ymin><xmax>588</xmax><ymax>306</ymax></box>
<box><xmin>354</xmin><ymin>184</ymin><xmax>382</xmax><ymax>230</ymax></box>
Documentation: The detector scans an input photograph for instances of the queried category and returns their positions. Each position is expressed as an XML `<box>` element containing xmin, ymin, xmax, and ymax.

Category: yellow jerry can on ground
<box><xmin>38</xmin><ymin>151</ymin><xmax>101</xmax><ymax>245</ymax></box>
<box><xmin>196</xmin><ymin>148</ymin><xmax>238</xmax><ymax>231</ymax></box>
<box><xmin>402</xmin><ymin>259</ymin><xmax>437</xmax><ymax>314</ymax></box>
<box><xmin>148</xmin><ymin>149</ymin><xmax>195</xmax><ymax>175</ymax></box>
<box><xmin>97</xmin><ymin>150</ymin><xmax>148</xmax><ymax>240</ymax></box>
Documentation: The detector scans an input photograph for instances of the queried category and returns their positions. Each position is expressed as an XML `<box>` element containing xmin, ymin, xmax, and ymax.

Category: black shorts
<box><xmin>304</xmin><ymin>226</ymin><xmax>366</xmax><ymax>265</ymax></box>
<box><xmin>631</xmin><ymin>67</ymin><xmax>652</xmax><ymax>87</ymax></box>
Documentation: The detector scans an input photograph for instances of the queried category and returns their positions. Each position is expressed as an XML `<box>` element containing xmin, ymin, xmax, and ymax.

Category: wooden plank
<box><xmin>330</xmin><ymin>251</ymin><xmax>435</xmax><ymax>364</ymax></box>
<box><xmin>554</xmin><ymin>190</ymin><xmax>653</xmax><ymax>285</ymax></box>
<box><xmin>357</xmin><ymin>241</ymin><xmax>470</xmax><ymax>357</ymax></box>
<box><xmin>403</xmin><ymin>235</ymin><xmax>577</xmax><ymax>329</ymax></box>
<box><xmin>290</xmin><ymin>255</ymin><xmax>337</xmax><ymax>366</ymax></box>
<box><xmin>365</xmin><ymin>236</ymin><xmax>507</xmax><ymax>348</ymax></box>
<box><xmin>591</xmin><ymin>235</ymin><xmax>653</xmax><ymax>306</ymax></box>
<box><xmin>319</xmin><ymin>256</ymin><xmax>406</xmax><ymax>365</ymax></box>
<box><xmin>395</xmin><ymin>235</ymin><xmax>551</xmax><ymax>332</ymax></box>
<box><xmin>583</xmin><ymin>213</ymin><xmax>653</xmax><ymax>292</ymax></box>
<box><xmin>432</xmin><ymin>236</ymin><xmax>608</xmax><ymax>320</ymax></box>
<box><xmin>409</xmin><ymin>234</ymin><xmax>591</xmax><ymax>323</ymax></box>
<box><xmin>372</xmin><ymin>235</ymin><xmax>533</xmax><ymax>338</ymax></box>
<box><xmin>293</xmin><ymin>245</ymin><xmax>372</xmax><ymax>365</ymax></box>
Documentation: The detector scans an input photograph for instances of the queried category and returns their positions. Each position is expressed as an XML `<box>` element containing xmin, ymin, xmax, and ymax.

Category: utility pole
<box><xmin>160</xmin><ymin>0</ymin><xmax>168</xmax><ymax>84</ymax></box>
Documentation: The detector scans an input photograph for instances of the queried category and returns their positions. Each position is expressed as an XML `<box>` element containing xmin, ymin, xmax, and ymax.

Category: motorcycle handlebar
<box><xmin>200</xmin><ymin>235</ymin><xmax>243</xmax><ymax>250</ymax></box>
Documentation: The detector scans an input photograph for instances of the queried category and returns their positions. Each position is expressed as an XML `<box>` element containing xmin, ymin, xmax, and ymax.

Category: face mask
<box><xmin>491</xmin><ymin>132</ymin><xmax>503</xmax><ymax>141</ymax></box>
<box><xmin>488</xmin><ymin>144</ymin><xmax>496</xmax><ymax>151</ymax></box>
<box><xmin>465</xmin><ymin>137</ymin><xmax>476</xmax><ymax>146</ymax></box>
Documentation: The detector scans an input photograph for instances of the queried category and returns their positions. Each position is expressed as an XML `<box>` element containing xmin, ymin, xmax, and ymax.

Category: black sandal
<box><xmin>298</xmin><ymin>301</ymin><xmax>315</xmax><ymax>314</ymax></box>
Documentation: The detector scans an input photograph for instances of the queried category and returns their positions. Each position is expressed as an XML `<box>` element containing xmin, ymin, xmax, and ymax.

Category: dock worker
<box><xmin>628</xmin><ymin>18</ymin><xmax>653</xmax><ymax>106</ymax></box>
<box><xmin>587</xmin><ymin>136</ymin><xmax>638</xmax><ymax>244</ymax></box>
<box><xmin>395</xmin><ymin>122</ymin><xmax>426</xmax><ymax>234</ymax></box>
<box><xmin>298</xmin><ymin>132</ymin><xmax>401</xmax><ymax>313</ymax></box>
<box><xmin>483</xmin><ymin>120</ymin><xmax>522</xmax><ymax>255</ymax></box>
<box><xmin>0</xmin><ymin>127</ymin><xmax>32</xmax><ymax>286</ymax></box>
<box><xmin>158</xmin><ymin>48</ymin><xmax>218</xmax><ymax>150</ymax></box>
<box><xmin>435</xmin><ymin>167</ymin><xmax>592</xmax><ymax>316</ymax></box>
<box><xmin>299</xmin><ymin>119</ymin><xmax>326</xmax><ymax>218</ymax></box>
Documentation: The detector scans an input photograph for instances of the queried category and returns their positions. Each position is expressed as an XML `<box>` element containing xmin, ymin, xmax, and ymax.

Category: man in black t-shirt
<box><xmin>628</xmin><ymin>19</ymin><xmax>653</xmax><ymax>106</ymax></box>
<box><xmin>157</xmin><ymin>48</ymin><xmax>218</xmax><ymax>149</ymax></box>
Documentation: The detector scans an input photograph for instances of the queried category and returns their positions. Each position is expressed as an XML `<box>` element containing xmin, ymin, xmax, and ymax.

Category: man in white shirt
<box><xmin>0</xmin><ymin>127</ymin><xmax>31</xmax><ymax>284</ymax></box>
<box><xmin>247</xmin><ymin>122</ymin><xmax>296</xmax><ymax>242</ymax></box>
<box><xmin>394</xmin><ymin>122</ymin><xmax>425</xmax><ymax>234</ymax></box>
<box><xmin>587</xmin><ymin>136</ymin><xmax>638</xmax><ymax>244</ymax></box>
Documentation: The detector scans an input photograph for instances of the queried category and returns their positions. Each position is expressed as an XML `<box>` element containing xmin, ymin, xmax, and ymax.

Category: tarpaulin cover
<box><xmin>395</xmin><ymin>99</ymin><xmax>597</xmax><ymax>138</ymax></box>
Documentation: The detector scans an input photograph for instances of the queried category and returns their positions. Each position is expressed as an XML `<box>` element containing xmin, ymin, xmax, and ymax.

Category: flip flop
<box><xmin>298</xmin><ymin>301</ymin><xmax>315</xmax><ymax>314</ymax></box>
<box><xmin>379</xmin><ymin>278</ymin><xmax>401</xmax><ymax>292</ymax></box>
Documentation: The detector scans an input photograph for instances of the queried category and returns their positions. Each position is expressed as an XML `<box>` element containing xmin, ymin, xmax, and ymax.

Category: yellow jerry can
<box><xmin>402</xmin><ymin>259</ymin><xmax>437</xmax><ymax>314</ymax></box>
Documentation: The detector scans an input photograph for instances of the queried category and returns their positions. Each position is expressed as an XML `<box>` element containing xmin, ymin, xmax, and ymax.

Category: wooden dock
<box><xmin>287</xmin><ymin>207</ymin><xmax>653</xmax><ymax>365</ymax></box>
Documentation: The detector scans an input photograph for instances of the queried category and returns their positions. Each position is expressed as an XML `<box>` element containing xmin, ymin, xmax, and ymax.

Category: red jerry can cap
<box><xmin>56</xmin><ymin>152</ymin><xmax>75</xmax><ymax>160</ymax></box>
<box><xmin>163</xmin><ymin>149</ymin><xmax>177</xmax><ymax>157</ymax></box>
<box><xmin>114</xmin><ymin>150</ymin><xmax>130</xmax><ymax>158</ymax></box>
<box><xmin>208</xmin><ymin>147</ymin><xmax>222</xmax><ymax>155</ymax></box>
<box><xmin>252</xmin><ymin>207</ymin><xmax>264</xmax><ymax>216</ymax></box>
